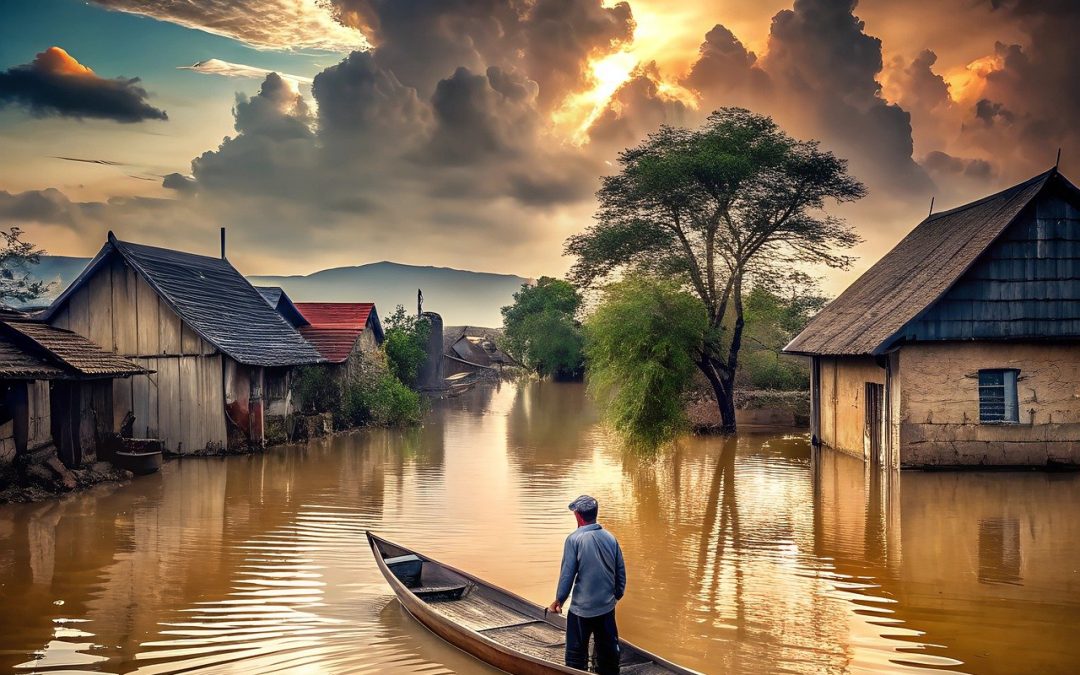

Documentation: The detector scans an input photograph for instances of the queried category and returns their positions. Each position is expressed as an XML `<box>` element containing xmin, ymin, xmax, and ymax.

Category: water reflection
<box><xmin>0</xmin><ymin>381</ymin><xmax>1077</xmax><ymax>674</ymax></box>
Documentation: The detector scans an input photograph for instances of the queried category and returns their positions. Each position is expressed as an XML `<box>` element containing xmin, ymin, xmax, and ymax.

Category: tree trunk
<box><xmin>697</xmin><ymin>357</ymin><xmax>738</xmax><ymax>434</ymax></box>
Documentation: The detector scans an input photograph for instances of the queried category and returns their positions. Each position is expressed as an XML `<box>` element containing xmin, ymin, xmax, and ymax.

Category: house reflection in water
<box><xmin>811</xmin><ymin>447</ymin><xmax>1079</xmax><ymax>672</ymax></box>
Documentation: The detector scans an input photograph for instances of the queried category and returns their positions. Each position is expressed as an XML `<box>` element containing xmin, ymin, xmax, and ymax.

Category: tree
<box><xmin>585</xmin><ymin>276</ymin><xmax>707</xmax><ymax>447</ymax></box>
<box><xmin>567</xmin><ymin>108</ymin><xmax>864</xmax><ymax>433</ymax></box>
<box><xmin>0</xmin><ymin>227</ymin><xmax>51</xmax><ymax>306</ymax></box>
<box><xmin>738</xmin><ymin>272</ymin><xmax>828</xmax><ymax>390</ymax></box>
<box><xmin>501</xmin><ymin>277</ymin><xmax>584</xmax><ymax>379</ymax></box>
<box><xmin>382</xmin><ymin>305</ymin><xmax>431</xmax><ymax>388</ymax></box>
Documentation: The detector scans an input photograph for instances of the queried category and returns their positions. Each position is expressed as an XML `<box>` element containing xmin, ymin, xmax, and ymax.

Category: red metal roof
<box><xmin>295</xmin><ymin>303</ymin><xmax>377</xmax><ymax>363</ymax></box>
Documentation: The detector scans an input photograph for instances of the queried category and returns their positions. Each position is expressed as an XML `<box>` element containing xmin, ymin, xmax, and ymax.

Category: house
<box><xmin>0</xmin><ymin>318</ymin><xmax>146</xmax><ymax>469</ymax></box>
<box><xmin>786</xmin><ymin>168</ymin><xmax>1080</xmax><ymax>468</ymax></box>
<box><xmin>256</xmin><ymin>286</ymin><xmax>309</xmax><ymax>329</ymax></box>
<box><xmin>39</xmin><ymin>233</ymin><xmax>322</xmax><ymax>453</ymax></box>
<box><xmin>290</xmin><ymin>302</ymin><xmax>383</xmax><ymax>384</ymax></box>
<box><xmin>443</xmin><ymin>326</ymin><xmax>518</xmax><ymax>377</ymax></box>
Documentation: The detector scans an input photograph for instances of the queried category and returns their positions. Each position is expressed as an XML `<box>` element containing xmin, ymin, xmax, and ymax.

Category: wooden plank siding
<box><xmin>902</xmin><ymin>187</ymin><xmax>1080</xmax><ymax>341</ymax></box>
<box><xmin>45</xmin><ymin>254</ymin><xmax>228</xmax><ymax>453</ymax></box>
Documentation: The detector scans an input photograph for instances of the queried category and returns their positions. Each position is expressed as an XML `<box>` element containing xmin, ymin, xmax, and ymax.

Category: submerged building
<box><xmin>40</xmin><ymin>233</ymin><xmax>322</xmax><ymax>453</ymax></box>
<box><xmin>786</xmin><ymin>168</ymin><xmax>1080</xmax><ymax>468</ymax></box>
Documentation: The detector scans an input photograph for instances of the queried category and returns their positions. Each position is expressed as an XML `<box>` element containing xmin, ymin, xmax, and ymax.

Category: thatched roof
<box><xmin>786</xmin><ymin>169</ymin><xmax>1077</xmax><ymax>356</ymax></box>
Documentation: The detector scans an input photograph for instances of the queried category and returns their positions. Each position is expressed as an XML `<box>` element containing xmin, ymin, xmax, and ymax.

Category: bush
<box><xmin>383</xmin><ymin>305</ymin><xmax>432</xmax><ymax>387</ymax></box>
<box><xmin>342</xmin><ymin>371</ymin><xmax>424</xmax><ymax>427</ymax></box>
<box><xmin>585</xmin><ymin>276</ymin><xmax>707</xmax><ymax>448</ymax></box>
<box><xmin>291</xmin><ymin>366</ymin><xmax>341</xmax><ymax>414</ymax></box>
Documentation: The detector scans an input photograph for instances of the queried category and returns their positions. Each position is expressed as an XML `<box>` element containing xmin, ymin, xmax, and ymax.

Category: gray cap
<box><xmin>568</xmin><ymin>495</ymin><xmax>598</xmax><ymax>513</ymax></box>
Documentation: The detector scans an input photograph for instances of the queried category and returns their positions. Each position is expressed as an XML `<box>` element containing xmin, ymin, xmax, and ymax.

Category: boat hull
<box><xmin>367</xmin><ymin>532</ymin><xmax>701</xmax><ymax>675</ymax></box>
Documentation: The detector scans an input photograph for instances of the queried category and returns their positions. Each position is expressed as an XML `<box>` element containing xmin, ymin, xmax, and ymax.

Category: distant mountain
<box><xmin>23</xmin><ymin>257</ymin><xmax>529</xmax><ymax>326</ymax></box>
<box><xmin>250</xmin><ymin>262</ymin><xmax>530</xmax><ymax>327</ymax></box>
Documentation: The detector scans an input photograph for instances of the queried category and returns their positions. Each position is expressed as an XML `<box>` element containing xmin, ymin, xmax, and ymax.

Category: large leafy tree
<box><xmin>566</xmin><ymin>108</ymin><xmax>864</xmax><ymax>433</ymax></box>
<box><xmin>501</xmin><ymin>277</ymin><xmax>584</xmax><ymax>379</ymax></box>
<box><xmin>0</xmin><ymin>227</ymin><xmax>51</xmax><ymax>306</ymax></box>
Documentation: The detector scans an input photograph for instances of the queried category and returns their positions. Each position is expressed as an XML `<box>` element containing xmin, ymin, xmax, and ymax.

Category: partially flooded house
<box><xmin>293</xmin><ymin>302</ymin><xmax>384</xmax><ymax>383</ymax></box>
<box><xmin>786</xmin><ymin>169</ymin><xmax>1080</xmax><ymax>468</ymax></box>
<box><xmin>39</xmin><ymin>234</ymin><xmax>322</xmax><ymax>453</ymax></box>
<box><xmin>0</xmin><ymin>317</ymin><xmax>145</xmax><ymax>471</ymax></box>
<box><xmin>443</xmin><ymin>326</ymin><xmax>518</xmax><ymax>377</ymax></box>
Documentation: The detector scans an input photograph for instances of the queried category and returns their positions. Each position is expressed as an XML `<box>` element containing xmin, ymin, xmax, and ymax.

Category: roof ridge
<box><xmin>925</xmin><ymin>168</ymin><xmax>1054</xmax><ymax>223</ymax></box>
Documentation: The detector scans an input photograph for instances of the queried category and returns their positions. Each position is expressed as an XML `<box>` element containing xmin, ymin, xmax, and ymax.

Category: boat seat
<box><xmin>385</xmin><ymin>554</ymin><xmax>423</xmax><ymax>587</ymax></box>
<box><xmin>413</xmin><ymin>583</ymin><xmax>469</xmax><ymax>601</ymax></box>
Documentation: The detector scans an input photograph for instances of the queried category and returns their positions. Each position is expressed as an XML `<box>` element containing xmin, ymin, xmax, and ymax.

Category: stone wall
<box><xmin>899</xmin><ymin>342</ymin><xmax>1080</xmax><ymax>466</ymax></box>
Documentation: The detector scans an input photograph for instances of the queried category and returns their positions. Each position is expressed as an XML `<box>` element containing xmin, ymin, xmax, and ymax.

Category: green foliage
<box><xmin>291</xmin><ymin>366</ymin><xmax>341</xmax><ymax>415</ymax></box>
<box><xmin>292</xmin><ymin>361</ymin><xmax>423</xmax><ymax>429</ymax></box>
<box><xmin>585</xmin><ymin>276</ymin><xmax>708</xmax><ymax>447</ymax></box>
<box><xmin>566</xmin><ymin>108</ymin><xmax>864</xmax><ymax>432</ymax></box>
<box><xmin>738</xmin><ymin>272</ymin><xmax>828</xmax><ymax>390</ymax></box>
<box><xmin>383</xmin><ymin>305</ymin><xmax>431</xmax><ymax>387</ymax></box>
<box><xmin>342</xmin><ymin>371</ymin><xmax>424</xmax><ymax>427</ymax></box>
<box><xmin>0</xmin><ymin>227</ymin><xmax>52</xmax><ymax>306</ymax></box>
<box><xmin>502</xmin><ymin>277</ymin><xmax>585</xmax><ymax>379</ymax></box>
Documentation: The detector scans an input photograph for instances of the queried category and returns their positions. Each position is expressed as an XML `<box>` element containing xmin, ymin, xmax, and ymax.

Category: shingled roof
<box><xmin>256</xmin><ymin>286</ymin><xmax>309</xmax><ymax>328</ymax></box>
<box><xmin>786</xmin><ymin>169</ymin><xmax>1074</xmax><ymax>356</ymax></box>
<box><xmin>295</xmin><ymin>302</ymin><xmax>382</xmax><ymax>363</ymax></box>
<box><xmin>42</xmin><ymin>234</ymin><xmax>323</xmax><ymax>367</ymax></box>
<box><xmin>0</xmin><ymin>320</ymin><xmax>146</xmax><ymax>378</ymax></box>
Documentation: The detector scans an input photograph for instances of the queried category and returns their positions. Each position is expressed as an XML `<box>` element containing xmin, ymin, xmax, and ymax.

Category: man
<box><xmin>548</xmin><ymin>495</ymin><xmax>626</xmax><ymax>674</ymax></box>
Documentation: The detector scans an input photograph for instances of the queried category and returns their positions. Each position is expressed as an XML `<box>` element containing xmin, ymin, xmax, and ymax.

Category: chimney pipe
<box><xmin>220</xmin><ymin>227</ymin><xmax>226</xmax><ymax>259</ymax></box>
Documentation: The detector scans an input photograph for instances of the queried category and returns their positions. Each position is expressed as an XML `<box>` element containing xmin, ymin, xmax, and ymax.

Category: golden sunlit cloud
<box><xmin>553</xmin><ymin>51</ymin><xmax>639</xmax><ymax>143</ymax></box>
<box><xmin>943</xmin><ymin>53</ymin><xmax>1004</xmax><ymax>105</ymax></box>
<box><xmin>35</xmin><ymin>47</ymin><xmax>95</xmax><ymax>77</ymax></box>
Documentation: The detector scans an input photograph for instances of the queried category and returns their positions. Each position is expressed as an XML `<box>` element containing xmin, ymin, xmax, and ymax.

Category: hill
<box><xmin>250</xmin><ymin>262</ymin><xmax>531</xmax><ymax>327</ymax></box>
<box><xmin>21</xmin><ymin>257</ymin><xmax>529</xmax><ymax>326</ymax></box>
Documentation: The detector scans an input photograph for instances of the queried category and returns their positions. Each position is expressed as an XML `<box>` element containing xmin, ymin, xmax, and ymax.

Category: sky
<box><xmin>0</xmin><ymin>0</ymin><xmax>1076</xmax><ymax>293</ymax></box>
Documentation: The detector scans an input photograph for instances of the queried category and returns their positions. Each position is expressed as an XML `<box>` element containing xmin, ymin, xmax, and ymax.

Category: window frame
<box><xmin>978</xmin><ymin>368</ymin><xmax>1020</xmax><ymax>424</ymax></box>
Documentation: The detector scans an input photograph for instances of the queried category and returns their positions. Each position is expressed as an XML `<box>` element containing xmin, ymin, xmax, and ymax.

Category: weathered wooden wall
<box><xmin>816</xmin><ymin>356</ymin><xmax>886</xmax><ymax>460</ymax></box>
<box><xmin>50</xmin><ymin>256</ymin><xmax>227</xmax><ymax>454</ymax></box>
<box><xmin>903</xmin><ymin>187</ymin><xmax>1080</xmax><ymax>341</ymax></box>
<box><xmin>898</xmin><ymin>342</ymin><xmax>1080</xmax><ymax>466</ymax></box>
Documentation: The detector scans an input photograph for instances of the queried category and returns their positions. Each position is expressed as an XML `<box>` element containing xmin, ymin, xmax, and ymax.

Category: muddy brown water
<box><xmin>0</xmin><ymin>381</ymin><xmax>1078</xmax><ymax>674</ymax></box>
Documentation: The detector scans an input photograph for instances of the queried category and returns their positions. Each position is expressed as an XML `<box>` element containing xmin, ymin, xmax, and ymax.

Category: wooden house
<box><xmin>293</xmin><ymin>302</ymin><xmax>383</xmax><ymax>383</ymax></box>
<box><xmin>39</xmin><ymin>234</ymin><xmax>323</xmax><ymax>453</ymax></box>
<box><xmin>786</xmin><ymin>168</ymin><xmax>1080</xmax><ymax>468</ymax></box>
<box><xmin>0</xmin><ymin>318</ymin><xmax>145</xmax><ymax>469</ymax></box>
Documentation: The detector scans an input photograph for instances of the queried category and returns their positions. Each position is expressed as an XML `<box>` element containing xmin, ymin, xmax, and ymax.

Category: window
<box><xmin>979</xmin><ymin>369</ymin><xmax>1019</xmax><ymax>423</ymax></box>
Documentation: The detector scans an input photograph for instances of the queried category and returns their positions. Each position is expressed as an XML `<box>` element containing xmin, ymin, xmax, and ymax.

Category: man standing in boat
<box><xmin>548</xmin><ymin>495</ymin><xmax>626</xmax><ymax>674</ymax></box>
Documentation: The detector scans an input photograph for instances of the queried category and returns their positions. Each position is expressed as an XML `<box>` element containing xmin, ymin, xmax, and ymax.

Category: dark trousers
<box><xmin>565</xmin><ymin>609</ymin><xmax>620</xmax><ymax>674</ymax></box>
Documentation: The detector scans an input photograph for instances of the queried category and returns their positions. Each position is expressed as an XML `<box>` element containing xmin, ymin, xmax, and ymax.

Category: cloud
<box><xmin>922</xmin><ymin>150</ymin><xmax>994</xmax><ymax>180</ymax></box>
<box><xmin>89</xmin><ymin>0</ymin><xmax>366</xmax><ymax>52</ymax></box>
<box><xmin>178</xmin><ymin>59</ymin><xmax>313</xmax><ymax>86</ymax></box>
<box><xmin>0</xmin><ymin>47</ymin><xmax>167</xmax><ymax>122</ymax></box>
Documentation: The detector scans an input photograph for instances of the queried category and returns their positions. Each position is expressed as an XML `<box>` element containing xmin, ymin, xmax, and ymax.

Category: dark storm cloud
<box><xmin>162</xmin><ymin>172</ymin><xmax>197</xmax><ymax>193</ymax></box>
<box><xmin>0</xmin><ymin>188</ymin><xmax>91</xmax><ymax>227</ymax></box>
<box><xmin>759</xmin><ymin>0</ymin><xmax>930</xmax><ymax>193</ymax></box>
<box><xmin>682</xmin><ymin>25</ymin><xmax>770</xmax><ymax>102</ymax></box>
<box><xmin>0</xmin><ymin>47</ymin><xmax>167</xmax><ymax>123</ymax></box>
<box><xmin>923</xmin><ymin>150</ymin><xmax>994</xmax><ymax>180</ymax></box>
<box><xmin>330</xmin><ymin>0</ymin><xmax>634</xmax><ymax>110</ymax></box>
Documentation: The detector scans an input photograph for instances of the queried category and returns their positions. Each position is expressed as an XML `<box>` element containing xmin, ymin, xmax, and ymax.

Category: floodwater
<box><xmin>0</xmin><ymin>382</ymin><xmax>1078</xmax><ymax>675</ymax></box>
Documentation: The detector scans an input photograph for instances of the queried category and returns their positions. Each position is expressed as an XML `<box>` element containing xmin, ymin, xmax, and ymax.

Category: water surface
<box><xmin>0</xmin><ymin>381</ymin><xmax>1077</xmax><ymax>674</ymax></box>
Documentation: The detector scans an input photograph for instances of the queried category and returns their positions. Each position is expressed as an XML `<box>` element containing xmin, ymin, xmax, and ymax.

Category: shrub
<box><xmin>585</xmin><ymin>276</ymin><xmax>707</xmax><ymax>448</ymax></box>
<box><xmin>383</xmin><ymin>305</ymin><xmax>432</xmax><ymax>387</ymax></box>
<box><xmin>291</xmin><ymin>366</ymin><xmax>341</xmax><ymax>415</ymax></box>
<box><xmin>342</xmin><ymin>371</ymin><xmax>424</xmax><ymax>427</ymax></box>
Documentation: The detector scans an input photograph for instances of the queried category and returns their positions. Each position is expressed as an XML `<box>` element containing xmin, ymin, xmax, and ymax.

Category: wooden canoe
<box><xmin>367</xmin><ymin>532</ymin><xmax>702</xmax><ymax>675</ymax></box>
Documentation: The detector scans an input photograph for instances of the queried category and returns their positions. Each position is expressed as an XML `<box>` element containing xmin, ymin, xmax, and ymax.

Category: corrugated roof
<box><xmin>0</xmin><ymin>320</ymin><xmax>147</xmax><ymax>378</ymax></box>
<box><xmin>43</xmin><ymin>235</ymin><xmax>323</xmax><ymax>367</ymax></box>
<box><xmin>294</xmin><ymin>303</ymin><xmax>380</xmax><ymax>363</ymax></box>
<box><xmin>786</xmin><ymin>169</ymin><xmax>1066</xmax><ymax>356</ymax></box>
